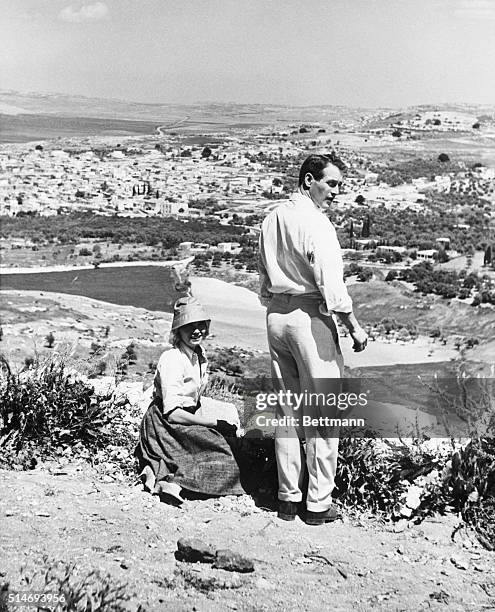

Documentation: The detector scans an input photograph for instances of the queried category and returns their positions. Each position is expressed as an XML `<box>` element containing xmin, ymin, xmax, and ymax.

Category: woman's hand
<box><xmin>167</xmin><ymin>410</ymin><xmax>239</xmax><ymax>436</ymax></box>
<box><xmin>168</xmin><ymin>407</ymin><xmax>217</xmax><ymax>427</ymax></box>
<box><xmin>215</xmin><ymin>420</ymin><xmax>238</xmax><ymax>437</ymax></box>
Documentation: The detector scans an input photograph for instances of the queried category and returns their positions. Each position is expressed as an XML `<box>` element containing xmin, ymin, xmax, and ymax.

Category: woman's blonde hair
<box><xmin>169</xmin><ymin>329</ymin><xmax>181</xmax><ymax>348</ymax></box>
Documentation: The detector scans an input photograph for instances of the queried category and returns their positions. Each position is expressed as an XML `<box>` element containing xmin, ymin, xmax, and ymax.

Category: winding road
<box><xmin>156</xmin><ymin>116</ymin><xmax>190</xmax><ymax>135</ymax></box>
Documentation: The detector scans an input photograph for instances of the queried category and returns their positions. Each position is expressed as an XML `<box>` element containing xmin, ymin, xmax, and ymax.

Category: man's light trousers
<box><xmin>267</xmin><ymin>294</ymin><xmax>344</xmax><ymax>513</ymax></box>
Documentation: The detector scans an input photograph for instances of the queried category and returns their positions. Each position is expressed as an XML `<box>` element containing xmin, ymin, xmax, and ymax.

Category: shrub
<box><xmin>89</xmin><ymin>360</ymin><xmax>107</xmax><ymax>377</ymax></box>
<box><xmin>10</xmin><ymin>557</ymin><xmax>136</xmax><ymax>612</ymax></box>
<box><xmin>24</xmin><ymin>356</ymin><xmax>35</xmax><ymax>369</ymax></box>
<box><xmin>116</xmin><ymin>357</ymin><xmax>128</xmax><ymax>378</ymax></box>
<box><xmin>357</xmin><ymin>267</ymin><xmax>373</xmax><ymax>282</ymax></box>
<box><xmin>208</xmin><ymin>348</ymin><xmax>245</xmax><ymax>377</ymax></box>
<box><xmin>89</xmin><ymin>342</ymin><xmax>103</xmax><ymax>356</ymax></box>
<box><xmin>450</xmin><ymin>438</ymin><xmax>495</xmax><ymax>549</ymax></box>
<box><xmin>124</xmin><ymin>343</ymin><xmax>137</xmax><ymax>364</ymax></box>
<box><xmin>0</xmin><ymin>355</ymin><xmax>132</xmax><ymax>469</ymax></box>
<box><xmin>335</xmin><ymin>438</ymin><xmax>449</xmax><ymax>516</ymax></box>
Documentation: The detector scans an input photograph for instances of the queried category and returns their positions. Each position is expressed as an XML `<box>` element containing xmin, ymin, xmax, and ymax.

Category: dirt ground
<box><xmin>1</xmin><ymin>290</ymin><xmax>494</xmax><ymax>611</ymax></box>
<box><xmin>1</xmin><ymin>464</ymin><xmax>494</xmax><ymax>612</ymax></box>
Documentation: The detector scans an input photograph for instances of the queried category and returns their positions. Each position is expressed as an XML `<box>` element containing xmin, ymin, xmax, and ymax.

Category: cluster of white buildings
<box><xmin>0</xmin><ymin>137</ymin><xmax>303</xmax><ymax>219</ymax></box>
<box><xmin>332</xmin><ymin>163</ymin><xmax>495</xmax><ymax>212</ymax></box>
<box><xmin>1</xmin><ymin>128</ymin><xmax>492</xmax><ymax>272</ymax></box>
<box><xmin>178</xmin><ymin>241</ymin><xmax>242</xmax><ymax>255</ymax></box>
<box><xmin>392</xmin><ymin>110</ymin><xmax>479</xmax><ymax>133</ymax></box>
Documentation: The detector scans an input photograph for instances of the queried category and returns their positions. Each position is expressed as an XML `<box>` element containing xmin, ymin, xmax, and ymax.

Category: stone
<box><xmin>450</xmin><ymin>555</ymin><xmax>469</xmax><ymax>570</ymax></box>
<box><xmin>429</xmin><ymin>590</ymin><xmax>450</xmax><ymax>603</ymax></box>
<box><xmin>176</xmin><ymin>538</ymin><xmax>216</xmax><ymax>563</ymax></box>
<box><xmin>213</xmin><ymin>549</ymin><xmax>255</xmax><ymax>573</ymax></box>
<box><xmin>404</xmin><ymin>485</ymin><xmax>423</xmax><ymax>510</ymax></box>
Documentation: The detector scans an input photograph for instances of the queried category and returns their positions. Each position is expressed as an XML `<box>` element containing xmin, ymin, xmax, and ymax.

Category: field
<box><xmin>350</xmin><ymin>281</ymin><xmax>495</xmax><ymax>343</ymax></box>
<box><xmin>437</xmin><ymin>251</ymin><xmax>495</xmax><ymax>277</ymax></box>
<box><xmin>0</xmin><ymin>240</ymin><xmax>165</xmax><ymax>269</ymax></box>
<box><xmin>1</xmin><ymin>266</ymin><xmax>181</xmax><ymax>312</ymax></box>
<box><xmin>339</xmin><ymin>132</ymin><xmax>495</xmax><ymax>166</ymax></box>
<box><xmin>0</xmin><ymin>113</ymin><xmax>161</xmax><ymax>144</ymax></box>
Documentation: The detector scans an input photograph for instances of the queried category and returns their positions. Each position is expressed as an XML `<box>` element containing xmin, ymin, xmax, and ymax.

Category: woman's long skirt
<box><xmin>135</xmin><ymin>401</ymin><xmax>244</xmax><ymax>496</ymax></box>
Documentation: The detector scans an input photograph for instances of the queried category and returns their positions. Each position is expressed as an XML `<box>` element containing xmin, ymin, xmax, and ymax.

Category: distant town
<box><xmin>1</xmin><ymin>106</ymin><xmax>495</xmax><ymax>307</ymax></box>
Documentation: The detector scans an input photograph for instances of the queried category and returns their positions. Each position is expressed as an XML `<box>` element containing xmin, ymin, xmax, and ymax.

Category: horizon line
<box><xmin>1</xmin><ymin>89</ymin><xmax>493</xmax><ymax>112</ymax></box>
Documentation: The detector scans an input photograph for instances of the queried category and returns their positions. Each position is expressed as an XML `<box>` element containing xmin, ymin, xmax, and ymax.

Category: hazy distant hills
<box><xmin>1</xmin><ymin>90</ymin><xmax>493</xmax><ymax>146</ymax></box>
<box><xmin>2</xmin><ymin>89</ymin><xmax>493</xmax><ymax>125</ymax></box>
<box><xmin>0</xmin><ymin>89</ymin><xmax>367</xmax><ymax>123</ymax></box>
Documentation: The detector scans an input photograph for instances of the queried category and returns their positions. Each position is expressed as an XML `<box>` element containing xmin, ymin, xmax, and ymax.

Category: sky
<box><xmin>1</xmin><ymin>0</ymin><xmax>495</xmax><ymax>107</ymax></box>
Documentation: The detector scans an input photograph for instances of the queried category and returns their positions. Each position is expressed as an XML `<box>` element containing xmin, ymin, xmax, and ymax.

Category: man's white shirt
<box><xmin>258</xmin><ymin>191</ymin><xmax>353</xmax><ymax>315</ymax></box>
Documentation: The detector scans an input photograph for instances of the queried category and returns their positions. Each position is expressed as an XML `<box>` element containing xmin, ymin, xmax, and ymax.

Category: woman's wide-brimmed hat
<box><xmin>171</xmin><ymin>296</ymin><xmax>210</xmax><ymax>331</ymax></box>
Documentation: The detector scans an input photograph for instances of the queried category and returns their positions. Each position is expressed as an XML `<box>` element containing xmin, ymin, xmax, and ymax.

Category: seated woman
<box><xmin>135</xmin><ymin>296</ymin><xmax>244</xmax><ymax>504</ymax></box>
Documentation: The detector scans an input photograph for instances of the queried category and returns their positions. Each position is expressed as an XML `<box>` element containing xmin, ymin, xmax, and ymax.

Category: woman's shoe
<box><xmin>155</xmin><ymin>481</ymin><xmax>184</xmax><ymax>506</ymax></box>
<box><xmin>137</xmin><ymin>465</ymin><xmax>156</xmax><ymax>492</ymax></box>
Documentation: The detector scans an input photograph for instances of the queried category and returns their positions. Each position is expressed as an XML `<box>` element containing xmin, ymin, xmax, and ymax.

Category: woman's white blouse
<box><xmin>153</xmin><ymin>343</ymin><xmax>209</xmax><ymax>416</ymax></box>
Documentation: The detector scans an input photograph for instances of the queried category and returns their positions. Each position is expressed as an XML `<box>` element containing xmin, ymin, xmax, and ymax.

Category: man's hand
<box><xmin>335</xmin><ymin>311</ymin><xmax>368</xmax><ymax>352</ymax></box>
<box><xmin>350</xmin><ymin>326</ymin><xmax>368</xmax><ymax>352</ymax></box>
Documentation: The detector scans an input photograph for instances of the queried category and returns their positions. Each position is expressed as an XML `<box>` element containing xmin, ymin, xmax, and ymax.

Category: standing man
<box><xmin>258</xmin><ymin>153</ymin><xmax>368</xmax><ymax>525</ymax></box>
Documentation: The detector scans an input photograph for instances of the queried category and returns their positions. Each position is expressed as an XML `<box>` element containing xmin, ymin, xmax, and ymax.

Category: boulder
<box><xmin>176</xmin><ymin>538</ymin><xmax>216</xmax><ymax>563</ymax></box>
<box><xmin>213</xmin><ymin>549</ymin><xmax>255</xmax><ymax>573</ymax></box>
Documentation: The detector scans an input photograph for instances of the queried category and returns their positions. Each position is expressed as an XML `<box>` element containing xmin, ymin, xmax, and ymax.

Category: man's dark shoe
<box><xmin>305</xmin><ymin>505</ymin><xmax>342</xmax><ymax>525</ymax></box>
<box><xmin>277</xmin><ymin>501</ymin><xmax>299</xmax><ymax>521</ymax></box>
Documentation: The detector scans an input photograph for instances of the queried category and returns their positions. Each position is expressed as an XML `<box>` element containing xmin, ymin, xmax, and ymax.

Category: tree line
<box><xmin>369</xmin><ymin>157</ymin><xmax>465</xmax><ymax>187</ymax></box>
<box><xmin>0</xmin><ymin>213</ymin><xmax>250</xmax><ymax>249</ymax></box>
<box><xmin>335</xmin><ymin>202</ymin><xmax>489</xmax><ymax>254</ymax></box>
<box><xmin>387</xmin><ymin>261</ymin><xmax>495</xmax><ymax>304</ymax></box>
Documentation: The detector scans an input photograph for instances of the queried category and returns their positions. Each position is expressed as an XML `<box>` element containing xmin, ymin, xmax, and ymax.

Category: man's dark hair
<box><xmin>298</xmin><ymin>152</ymin><xmax>347</xmax><ymax>187</ymax></box>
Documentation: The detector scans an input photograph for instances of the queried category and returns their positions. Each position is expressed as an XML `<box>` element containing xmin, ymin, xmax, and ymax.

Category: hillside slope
<box><xmin>1</xmin><ymin>466</ymin><xmax>494</xmax><ymax>612</ymax></box>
